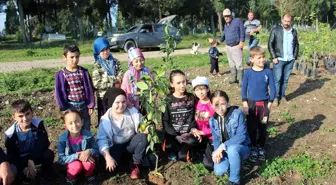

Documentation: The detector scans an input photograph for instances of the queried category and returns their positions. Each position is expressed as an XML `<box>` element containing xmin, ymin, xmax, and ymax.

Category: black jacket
<box><xmin>268</xmin><ymin>24</ymin><xmax>299</xmax><ymax>60</ymax></box>
<box><xmin>0</xmin><ymin>147</ymin><xmax>8</xmax><ymax>164</ymax></box>
<box><xmin>5</xmin><ymin>118</ymin><xmax>50</xmax><ymax>169</ymax></box>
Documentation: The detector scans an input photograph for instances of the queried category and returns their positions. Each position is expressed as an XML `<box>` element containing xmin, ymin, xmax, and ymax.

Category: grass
<box><xmin>267</xmin><ymin>127</ymin><xmax>279</xmax><ymax>136</ymax></box>
<box><xmin>281</xmin><ymin>111</ymin><xmax>296</xmax><ymax>124</ymax></box>
<box><xmin>259</xmin><ymin>154</ymin><xmax>335</xmax><ymax>182</ymax></box>
<box><xmin>180</xmin><ymin>163</ymin><xmax>211</xmax><ymax>185</ymax></box>
<box><xmin>0</xmin><ymin>52</ymin><xmax>236</xmax><ymax>95</ymax></box>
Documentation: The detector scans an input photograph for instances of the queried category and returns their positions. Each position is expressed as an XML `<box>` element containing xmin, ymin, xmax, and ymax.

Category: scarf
<box><xmin>96</xmin><ymin>55</ymin><xmax>115</xmax><ymax>76</ymax></box>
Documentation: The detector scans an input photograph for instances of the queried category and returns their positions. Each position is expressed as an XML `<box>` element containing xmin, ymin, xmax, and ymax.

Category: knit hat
<box><xmin>93</xmin><ymin>37</ymin><xmax>110</xmax><ymax>60</ymax></box>
<box><xmin>103</xmin><ymin>87</ymin><xmax>127</xmax><ymax>108</ymax></box>
<box><xmin>128</xmin><ymin>47</ymin><xmax>145</xmax><ymax>64</ymax></box>
<box><xmin>192</xmin><ymin>76</ymin><xmax>209</xmax><ymax>88</ymax></box>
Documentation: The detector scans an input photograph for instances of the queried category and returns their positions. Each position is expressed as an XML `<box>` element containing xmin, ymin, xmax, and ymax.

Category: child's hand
<box><xmin>88</xmin><ymin>156</ymin><xmax>95</xmax><ymax>163</ymax></box>
<box><xmin>88</xmin><ymin>108</ymin><xmax>94</xmax><ymax>116</ymax></box>
<box><xmin>190</xmin><ymin>128</ymin><xmax>203</xmax><ymax>143</ymax></box>
<box><xmin>24</xmin><ymin>160</ymin><xmax>36</xmax><ymax>179</ymax></box>
<box><xmin>106</xmin><ymin>156</ymin><xmax>118</xmax><ymax>172</ymax></box>
<box><xmin>176</xmin><ymin>135</ymin><xmax>187</xmax><ymax>144</ymax></box>
<box><xmin>79</xmin><ymin>150</ymin><xmax>91</xmax><ymax>162</ymax></box>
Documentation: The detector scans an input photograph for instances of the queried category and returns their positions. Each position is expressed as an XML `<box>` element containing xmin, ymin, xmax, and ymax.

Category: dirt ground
<box><xmin>0</xmin><ymin>65</ymin><xmax>335</xmax><ymax>185</ymax></box>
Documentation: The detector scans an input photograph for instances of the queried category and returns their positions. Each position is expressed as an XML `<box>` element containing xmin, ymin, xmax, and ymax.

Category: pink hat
<box><xmin>128</xmin><ymin>47</ymin><xmax>145</xmax><ymax>64</ymax></box>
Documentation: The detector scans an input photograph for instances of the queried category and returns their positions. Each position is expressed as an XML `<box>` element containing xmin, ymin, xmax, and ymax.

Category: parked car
<box><xmin>108</xmin><ymin>15</ymin><xmax>182</xmax><ymax>52</ymax></box>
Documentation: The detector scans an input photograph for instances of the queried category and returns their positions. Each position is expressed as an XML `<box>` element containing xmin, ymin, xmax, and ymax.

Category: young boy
<box><xmin>5</xmin><ymin>100</ymin><xmax>54</xmax><ymax>184</ymax></box>
<box><xmin>208</xmin><ymin>38</ymin><xmax>223</xmax><ymax>77</ymax></box>
<box><xmin>241</xmin><ymin>46</ymin><xmax>276</xmax><ymax>162</ymax></box>
<box><xmin>55</xmin><ymin>44</ymin><xmax>95</xmax><ymax>131</ymax></box>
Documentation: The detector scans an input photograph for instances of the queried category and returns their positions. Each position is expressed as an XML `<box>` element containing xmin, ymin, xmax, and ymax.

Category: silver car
<box><xmin>108</xmin><ymin>15</ymin><xmax>182</xmax><ymax>52</ymax></box>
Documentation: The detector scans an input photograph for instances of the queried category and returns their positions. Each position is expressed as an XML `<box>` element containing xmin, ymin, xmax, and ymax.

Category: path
<box><xmin>0</xmin><ymin>45</ymin><xmax>253</xmax><ymax>73</ymax></box>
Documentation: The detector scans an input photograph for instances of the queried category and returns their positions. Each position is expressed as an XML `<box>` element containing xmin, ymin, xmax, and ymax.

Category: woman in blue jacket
<box><xmin>209</xmin><ymin>90</ymin><xmax>250</xmax><ymax>185</ymax></box>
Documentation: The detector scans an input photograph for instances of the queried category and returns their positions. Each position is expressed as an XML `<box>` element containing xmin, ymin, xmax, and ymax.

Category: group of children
<box><xmin>0</xmin><ymin>36</ymin><xmax>275</xmax><ymax>185</ymax></box>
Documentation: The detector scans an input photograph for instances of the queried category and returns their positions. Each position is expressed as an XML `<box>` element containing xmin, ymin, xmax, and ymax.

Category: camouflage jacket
<box><xmin>92</xmin><ymin>58</ymin><xmax>123</xmax><ymax>98</ymax></box>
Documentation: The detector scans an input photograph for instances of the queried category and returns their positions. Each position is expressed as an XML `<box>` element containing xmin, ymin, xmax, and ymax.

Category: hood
<box><xmin>158</xmin><ymin>15</ymin><xmax>177</xmax><ymax>24</ymax></box>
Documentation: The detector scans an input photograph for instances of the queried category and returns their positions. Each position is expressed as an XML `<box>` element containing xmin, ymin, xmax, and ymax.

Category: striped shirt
<box><xmin>64</xmin><ymin>68</ymin><xmax>86</xmax><ymax>102</ymax></box>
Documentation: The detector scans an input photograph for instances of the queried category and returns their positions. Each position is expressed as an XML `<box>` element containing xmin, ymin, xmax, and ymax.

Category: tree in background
<box><xmin>4</xmin><ymin>0</ymin><xmax>19</xmax><ymax>34</ymax></box>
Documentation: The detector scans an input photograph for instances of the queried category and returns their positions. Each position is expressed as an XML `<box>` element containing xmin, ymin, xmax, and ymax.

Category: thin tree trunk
<box><xmin>210</xmin><ymin>14</ymin><xmax>216</xmax><ymax>37</ymax></box>
<box><xmin>158</xmin><ymin>0</ymin><xmax>162</xmax><ymax>20</ymax></box>
<box><xmin>17</xmin><ymin>0</ymin><xmax>28</xmax><ymax>44</ymax></box>
<box><xmin>78</xmin><ymin>18</ymin><xmax>85</xmax><ymax>41</ymax></box>
<box><xmin>217</xmin><ymin>12</ymin><xmax>223</xmax><ymax>34</ymax></box>
<box><xmin>27</xmin><ymin>15</ymin><xmax>32</xmax><ymax>42</ymax></box>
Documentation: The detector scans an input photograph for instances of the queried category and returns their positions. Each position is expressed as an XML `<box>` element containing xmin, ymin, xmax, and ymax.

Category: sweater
<box><xmin>55</xmin><ymin>66</ymin><xmax>95</xmax><ymax>111</ymax></box>
<box><xmin>241</xmin><ymin>68</ymin><xmax>276</xmax><ymax>102</ymax></box>
<box><xmin>220</xmin><ymin>18</ymin><xmax>245</xmax><ymax>46</ymax></box>
<box><xmin>162</xmin><ymin>93</ymin><xmax>197</xmax><ymax>136</ymax></box>
<box><xmin>96</xmin><ymin>107</ymin><xmax>141</xmax><ymax>154</ymax></box>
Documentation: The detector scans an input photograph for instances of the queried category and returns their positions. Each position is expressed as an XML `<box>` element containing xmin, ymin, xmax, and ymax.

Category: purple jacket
<box><xmin>54</xmin><ymin>66</ymin><xmax>95</xmax><ymax>111</ymax></box>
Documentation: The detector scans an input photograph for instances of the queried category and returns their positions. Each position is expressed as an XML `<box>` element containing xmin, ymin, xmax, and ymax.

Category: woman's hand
<box><xmin>190</xmin><ymin>128</ymin><xmax>203</xmax><ymax>143</ymax></box>
<box><xmin>212</xmin><ymin>148</ymin><xmax>224</xmax><ymax>164</ymax></box>
<box><xmin>78</xmin><ymin>150</ymin><xmax>91</xmax><ymax>162</ymax></box>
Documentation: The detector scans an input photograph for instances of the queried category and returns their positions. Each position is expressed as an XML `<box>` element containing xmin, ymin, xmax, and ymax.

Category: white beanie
<box><xmin>192</xmin><ymin>76</ymin><xmax>209</xmax><ymax>88</ymax></box>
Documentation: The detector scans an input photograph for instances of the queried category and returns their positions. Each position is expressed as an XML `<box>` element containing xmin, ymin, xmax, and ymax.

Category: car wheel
<box><xmin>124</xmin><ymin>40</ymin><xmax>136</xmax><ymax>52</ymax></box>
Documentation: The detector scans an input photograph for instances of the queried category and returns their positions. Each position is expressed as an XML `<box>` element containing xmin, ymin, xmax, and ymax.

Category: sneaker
<box><xmin>65</xmin><ymin>176</ymin><xmax>77</xmax><ymax>185</ymax></box>
<box><xmin>258</xmin><ymin>147</ymin><xmax>266</xmax><ymax>161</ymax></box>
<box><xmin>87</xmin><ymin>175</ymin><xmax>97</xmax><ymax>185</ymax></box>
<box><xmin>228</xmin><ymin>181</ymin><xmax>240</xmax><ymax>185</ymax></box>
<box><xmin>210</xmin><ymin>74</ymin><xmax>215</xmax><ymax>77</ymax></box>
<box><xmin>249</xmin><ymin>147</ymin><xmax>258</xmax><ymax>163</ymax></box>
<box><xmin>168</xmin><ymin>153</ymin><xmax>177</xmax><ymax>161</ymax></box>
<box><xmin>130</xmin><ymin>164</ymin><xmax>140</xmax><ymax>179</ymax></box>
<box><xmin>273</xmin><ymin>98</ymin><xmax>279</xmax><ymax>107</ymax></box>
<box><xmin>217</xmin><ymin>73</ymin><xmax>222</xmax><ymax>77</ymax></box>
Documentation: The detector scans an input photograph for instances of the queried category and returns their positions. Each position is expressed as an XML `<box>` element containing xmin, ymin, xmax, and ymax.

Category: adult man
<box><xmin>244</xmin><ymin>11</ymin><xmax>261</xmax><ymax>65</ymax></box>
<box><xmin>220</xmin><ymin>8</ymin><xmax>245</xmax><ymax>85</ymax></box>
<box><xmin>268</xmin><ymin>14</ymin><xmax>299</xmax><ymax>106</ymax></box>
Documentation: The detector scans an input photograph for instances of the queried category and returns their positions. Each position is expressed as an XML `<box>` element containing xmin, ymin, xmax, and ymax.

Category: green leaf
<box><xmin>159</xmin><ymin>105</ymin><xmax>166</xmax><ymax>113</ymax></box>
<box><xmin>150</xmin><ymin>140</ymin><xmax>154</xmax><ymax>151</ymax></box>
<box><xmin>149</xmin><ymin>90</ymin><xmax>153</xmax><ymax>103</ymax></box>
<box><xmin>136</xmin><ymin>82</ymin><xmax>148</xmax><ymax>90</ymax></box>
<box><xmin>147</xmin><ymin>133</ymin><xmax>151</xmax><ymax>142</ymax></box>
<box><xmin>147</xmin><ymin>111</ymin><xmax>153</xmax><ymax>121</ymax></box>
<box><xmin>146</xmin><ymin>145</ymin><xmax>151</xmax><ymax>153</ymax></box>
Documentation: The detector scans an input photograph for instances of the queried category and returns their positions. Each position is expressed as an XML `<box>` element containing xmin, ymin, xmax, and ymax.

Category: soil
<box><xmin>0</xmin><ymin>65</ymin><xmax>335</xmax><ymax>184</ymax></box>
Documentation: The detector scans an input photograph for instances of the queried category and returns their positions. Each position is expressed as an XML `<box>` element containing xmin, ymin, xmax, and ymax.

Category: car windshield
<box><xmin>126</xmin><ymin>26</ymin><xmax>138</xmax><ymax>33</ymax></box>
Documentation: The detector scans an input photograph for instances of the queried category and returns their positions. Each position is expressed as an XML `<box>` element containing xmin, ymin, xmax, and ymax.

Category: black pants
<box><xmin>247</xmin><ymin>100</ymin><xmax>269</xmax><ymax>148</ymax></box>
<box><xmin>109</xmin><ymin>133</ymin><xmax>148</xmax><ymax>164</ymax></box>
<box><xmin>164</xmin><ymin>134</ymin><xmax>199</xmax><ymax>161</ymax></box>
<box><xmin>14</xmin><ymin>149</ymin><xmax>54</xmax><ymax>178</ymax></box>
<box><xmin>97</xmin><ymin>97</ymin><xmax>108</xmax><ymax>122</ymax></box>
<box><xmin>202</xmin><ymin>139</ymin><xmax>214</xmax><ymax>170</ymax></box>
<box><xmin>210</xmin><ymin>58</ymin><xmax>219</xmax><ymax>74</ymax></box>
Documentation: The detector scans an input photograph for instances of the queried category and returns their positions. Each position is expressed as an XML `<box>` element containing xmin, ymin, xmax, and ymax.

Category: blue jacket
<box><xmin>57</xmin><ymin>129</ymin><xmax>99</xmax><ymax>165</ymax></box>
<box><xmin>220</xmin><ymin>18</ymin><xmax>245</xmax><ymax>46</ymax></box>
<box><xmin>209</xmin><ymin>107</ymin><xmax>250</xmax><ymax>151</ymax></box>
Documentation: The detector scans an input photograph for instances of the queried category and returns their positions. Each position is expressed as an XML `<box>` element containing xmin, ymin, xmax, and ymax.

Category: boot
<box><xmin>237</xmin><ymin>69</ymin><xmax>244</xmax><ymax>86</ymax></box>
<box><xmin>229</xmin><ymin>68</ymin><xmax>238</xmax><ymax>84</ymax></box>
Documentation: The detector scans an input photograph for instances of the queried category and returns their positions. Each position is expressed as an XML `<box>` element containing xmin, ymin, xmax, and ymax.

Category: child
<box><xmin>55</xmin><ymin>44</ymin><xmax>95</xmax><ymax>131</ymax></box>
<box><xmin>5</xmin><ymin>100</ymin><xmax>54</xmax><ymax>184</ymax></box>
<box><xmin>241</xmin><ymin>46</ymin><xmax>276</xmax><ymax>162</ymax></box>
<box><xmin>0</xmin><ymin>147</ymin><xmax>15</xmax><ymax>185</ymax></box>
<box><xmin>57</xmin><ymin>110</ymin><xmax>99</xmax><ymax>185</ymax></box>
<box><xmin>190</xmin><ymin>76</ymin><xmax>215</xmax><ymax>169</ymax></box>
<box><xmin>209</xmin><ymin>90</ymin><xmax>250</xmax><ymax>185</ymax></box>
<box><xmin>97</xmin><ymin>87</ymin><xmax>149</xmax><ymax>179</ymax></box>
<box><xmin>162</xmin><ymin>69</ymin><xmax>199</xmax><ymax>162</ymax></box>
<box><xmin>121</xmin><ymin>47</ymin><xmax>151</xmax><ymax>109</ymax></box>
<box><xmin>208</xmin><ymin>38</ymin><xmax>223</xmax><ymax>77</ymax></box>
<box><xmin>92</xmin><ymin>37</ymin><xmax>123</xmax><ymax>121</ymax></box>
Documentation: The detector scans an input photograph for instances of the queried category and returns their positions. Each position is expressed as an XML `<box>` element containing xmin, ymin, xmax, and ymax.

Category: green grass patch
<box><xmin>42</xmin><ymin>116</ymin><xmax>63</xmax><ymax>127</ymax></box>
<box><xmin>281</xmin><ymin>111</ymin><xmax>296</xmax><ymax>124</ymax></box>
<box><xmin>180</xmin><ymin>163</ymin><xmax>210</xmax><ymax>185</ymax></box>
<box><xmin>259</xmin><ymin>154</ymin><xmax>335</xmax><ymax>182</ymax></box>
<box><xmin>267</xmin><ymin>127</ymin><xmax>279</xmax><ymax>136</ymax></box>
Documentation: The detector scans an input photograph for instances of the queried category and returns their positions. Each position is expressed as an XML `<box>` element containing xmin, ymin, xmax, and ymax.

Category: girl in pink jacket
<box><xmin>121</xmin><ymin>47</ymin><xmax>151</xmax><ymax>110</ymax></box>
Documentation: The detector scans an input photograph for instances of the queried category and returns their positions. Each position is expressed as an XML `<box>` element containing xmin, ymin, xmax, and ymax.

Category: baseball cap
<box><xmin>223</xmin><ymin>8</ymin><xmax>231</xmax><ymax>16</ymax></box>
<box><xmin>192</xmin><ymin>76</ymin><xmax>209</xmax><ymax>88</ymax></box>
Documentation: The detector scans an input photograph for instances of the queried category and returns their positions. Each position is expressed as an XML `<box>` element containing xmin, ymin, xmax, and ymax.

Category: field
<box><xmin>0</xmin><ymin>52</ymin><xmax>335</xmax><ymax>185</ymax></box>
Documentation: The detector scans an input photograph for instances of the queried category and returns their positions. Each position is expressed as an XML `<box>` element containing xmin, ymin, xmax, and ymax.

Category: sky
<box><xmin>0</xmin><ymin>5</ymin><xmax>5</xmax><ymax>31</ymax></box>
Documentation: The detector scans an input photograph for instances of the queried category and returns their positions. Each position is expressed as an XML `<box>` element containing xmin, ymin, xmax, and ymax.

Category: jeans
<box><xmin>66</xmin><ymin>160</ymin><xmax>96</xmax><ymax>179</ymax></box>
<box><xmin>273</xmin><ymin>60</ymin><xmax>295</xmax><ymax>99</ymax></box>
<box><xmin>68</xmin><ymin>101</ymin><xmax>91</xmax><ymax>131</ymax></box>
<box><xmin>213</xmin><ymin>144</ymin><xmax>250</xmax><ymax>183</ymax></box>
<box><xmin>247</xmin><ymin>37</ymin><xmax>259</xmax><ymax>64</ymax></box>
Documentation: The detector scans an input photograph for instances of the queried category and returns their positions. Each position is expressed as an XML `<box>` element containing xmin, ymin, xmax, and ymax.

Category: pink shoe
<box><xmin>130</xmin><ymin>164</ymin><xmax>140</xmax><ymax>179</ymax></box>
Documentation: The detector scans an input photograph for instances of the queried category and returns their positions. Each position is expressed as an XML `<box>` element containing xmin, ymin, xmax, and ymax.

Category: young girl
<box><xmin>57</xmin><ymin>110</ymin><xmax>99</xmax><ymax>185</ymax></box>
<box><xmin>121</xmin><ymin>47</ymin><xmax>151</xmax><ymax>110</ymax></box>
<box><xmin>92</xmin><ymin>37</ymin><xmax>123</xmax><ymax>121</ymax></box>
<box><xmin>209</xmin><ymin>90</ymin><xmax>251</xmax><ymax>185</ymax></box>
<box><xmin>190</xmin><ymin>76</ymin><xmax>215</xmax><ymax>169</ymax></box>
<box><xmin>97</xmin><ymin>87</ymin><xmax>149</xmax><ymax>179</ymax></box>
<box><xmin>208</xmin><ymin>38</ymin><xmax>222</xmax><ymax>77</ymax></box>
<box><xmin>162</xmin><ymin>70</ymin><xmax>199</xmax><ymax>162</ymax></box>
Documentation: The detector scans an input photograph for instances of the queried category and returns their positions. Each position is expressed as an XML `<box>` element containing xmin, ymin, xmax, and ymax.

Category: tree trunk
<box><xmin>217</xmin><ymin>12</ymin><xmax>223</xmax><ymax>34</ymax></box>
<box><xmin>27</xmin><ymin>15</ymin><xmax>32</xmax><ymax>42</ymax></box>
<box><xmin>210</xmin><ymin>14</ymin><xmax>216</xmax><ymax>37</ymax></box>
<box><xmin>158</xmin><ymin>0</ymin><xmax>162</xmax><ymax>20</ymax></box>
<box><xmin>77</xmin><ymin>18</ymin><xmax>85</xmax><ymax>41</ymax></box>
<box><xmin>108</xmin><ymin>10</ymin><xmax>113</xmax><ymax>31</ymax></box>
<box><xmin>17</xmin><ymin>0</ymin><xmax>28</xmax><ymax>44</ymax></box>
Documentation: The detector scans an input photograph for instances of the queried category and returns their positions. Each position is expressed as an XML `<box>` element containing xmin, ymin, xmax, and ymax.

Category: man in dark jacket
<box><xmin>268</xmin><ymin>14</ymin><xmax>299</xmax><ymax>106</ymax></box>
<box><xmin>5</xmin><ymin>100</ymin><xmax>54</xmax><ymax>185</ymax></box>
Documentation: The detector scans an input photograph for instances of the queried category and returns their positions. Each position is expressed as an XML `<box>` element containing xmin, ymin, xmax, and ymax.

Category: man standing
<box><xmin>268</xmin><ymin>14</ymin><xmax>299</xmax><ymax>106</ymax></box>
<box><xmin>244</xmin><ymin>11</ymin><xmax>261</xmax><ymax>65</ymax></box>
<box><xmin>220</xmin><ymin>8</ymin><xmax>245</xmax><ymax>85</ymax></box>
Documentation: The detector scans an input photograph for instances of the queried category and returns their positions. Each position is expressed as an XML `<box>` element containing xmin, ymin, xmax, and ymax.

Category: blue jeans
<box><xmin>273</xmin><ymin>60</ymin><xmax>295</xmax><ymax>99</ymax></box>
<box><xmin>68</xmin><ymin>101</ymin><xmax>91</xmax><ymax>131</ymax></box>
<box><xmin>247</xmin><ymin>37</ymin><xmax>259</xmax><ymax>64</ymax></box>
<box><xmin>213</xmin><ymin>144</ymin><xmax>251</xmax><ymax>183</ymax></box>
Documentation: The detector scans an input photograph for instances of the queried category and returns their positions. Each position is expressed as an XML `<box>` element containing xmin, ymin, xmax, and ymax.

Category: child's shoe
<box><xmin>217</xmin><ymin>73</ymin><xmax>222</xmax><ymax>76</ymax></box>
<box><xmin>249</xmin><ymin>147</ymin><xmax>258</xmax><ymax>163</ymax></box>
<box><xmin>130</xmin><ymin>163</ymin><xmax>140</xmax><ymax>179</ymax></box>
<box><xmin>87</xmin><ymin>175</ymin><xmax>97</xmax><ymax>185</ymax></box>
<box><xmin>65</xmin><ymin>176</ymin><xmax>77</xmax><ymax>185</ymax></box>
<box><xmin>258</xmin><ymin>147</ymin><xmax>266</xmax><ymax>161</ymax></box>
<box><xmin>168</xmin><ymin>153</ymin><xmax>177</xmax><ymax>161</ymax></box>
